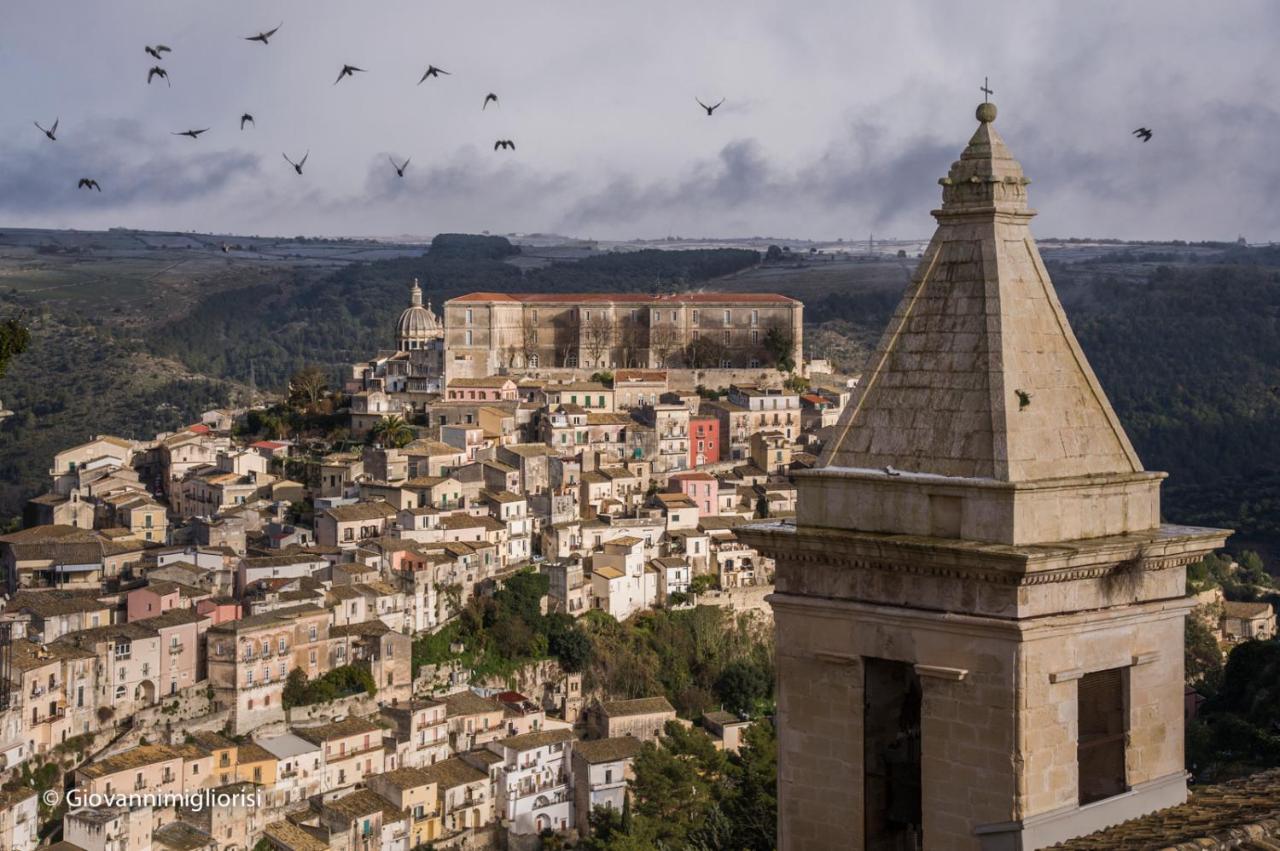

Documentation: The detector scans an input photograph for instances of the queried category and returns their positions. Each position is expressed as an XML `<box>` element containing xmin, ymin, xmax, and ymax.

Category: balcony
<box><xmin>168</xmin><ymin>643</ymin><xmax>184</xmax><ymax>655</ymax></box>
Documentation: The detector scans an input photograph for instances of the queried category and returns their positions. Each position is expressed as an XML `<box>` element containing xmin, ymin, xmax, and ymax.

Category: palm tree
<box><xmin>369</xmin><ymin>415</ymin><xmax>415</xmax><ymax>448</ymax></box>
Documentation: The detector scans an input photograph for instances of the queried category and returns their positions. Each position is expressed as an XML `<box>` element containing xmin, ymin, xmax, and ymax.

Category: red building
<box><xmin>690</xmin><ymin>415</ymin><xmax>721</xmax><ymax>467</ymax></box>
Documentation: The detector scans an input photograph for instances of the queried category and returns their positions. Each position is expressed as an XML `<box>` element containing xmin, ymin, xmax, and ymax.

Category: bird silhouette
<box><xmin>144</xmin><ymin>44</ymin><xmax>171</xmax><ymax>60</ymax></box>
<box><xmin>172</xmin><ymin>128</ymin><xmax>209</xmax><ymax>139</ymax></box>
<box><xmin>494</xmin><ymin>140</ymin><xmax>515</xmax><ymax>151</ymax></box>
<box><xmin>77</xmin><ymin>178</ymin><xmax>101</xmax><ymax>192</ymax></box>
<box><xmin>389</xmin><ymin>156</ymin><xmax>410</xmax><ymax>177</ymax></box>
<box><xmin>147</xmin><ymin>66</ymin><xmax>170</xmax><ymax>86</ymax></box>
<box><xmin>245</xmin><ymin>24</ymin><xmax>281</xmax><ymax>44</ymax></box>
<box><xmin>334</xmin><ymin>65</ymin><xmax>365</xmax><ymax>85</ymax></box>
<box><xmin>283</xmin><ymin>150</ymin><xmax>309</xmax><ymax>174</ymax></box>
<box><xmin>241</xmin><ymin>113</ymin><xmax>255</xmax><ymax>130</ymax></box>
<box><xmin>34</xmin><ymin>119</ymin><xmax>58</xmax><ymax>141</ymax></box>
<box><xmin>1015</xmin><ymin>389</ymin><xmax>1032</xmax><ymax>410</ymax></box>
<box><xmin>697</xmin><ymin>97</ymin><xmax>725</xmax><ymax>116</ymax></box>
<box><xmin>418</xmin><ymin>66</ymin><xmax>450</xmax><ymax>84</ymax></box>
<box><xmin>483</xmin><ymin>93</ymin><xmax>498</xmax><ymax>110</ymax></box>
<box><xmin>1133</xmin><ymin>127</ymin><xmax>1153</xmax><ymax>142</ymax></box>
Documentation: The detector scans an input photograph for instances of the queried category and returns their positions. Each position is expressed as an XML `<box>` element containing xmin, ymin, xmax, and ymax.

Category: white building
<box><xmin>589</xmin><ymin>537</ymin><xmax>657</xmax><ymax>621</ymax></box>
<box><xmin>487</xmin><ymin>728</ymin><xmax>576</xmax><ymax>837</ymax></box>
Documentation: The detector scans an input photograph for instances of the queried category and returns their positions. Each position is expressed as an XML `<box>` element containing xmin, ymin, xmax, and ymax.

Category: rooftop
<box><xmin>495</xmin><ymin>727</ymin><xmax>575</xmax><ymax>751</ymax></box>
<box><xmin>599</xmin><ymin>696</ymin><xmax>676</xmax><ymax>717</ymax></box>
<box><xmin>574</xmin><ymin>737</ymin><xmax>642</xmax><ymax>766</ymax></box>
<box><xmin>1053</xmin><ymin>768</ymin><xmax>1280</xmax><ymax>849</ymax></box>
<box><xmin>448</xmin><ymin>291</ymin><xmax>798</xmax><ymax>305</ymax></box>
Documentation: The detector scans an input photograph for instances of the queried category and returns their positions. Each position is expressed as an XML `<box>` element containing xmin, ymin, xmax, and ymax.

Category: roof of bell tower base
<box><xmin>819</xmin><ymin>103</ymin><xmax>1142</xmax><ymax>483</ymax></box>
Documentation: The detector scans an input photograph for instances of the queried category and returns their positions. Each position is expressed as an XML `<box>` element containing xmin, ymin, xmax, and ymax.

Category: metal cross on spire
<box><xmin>980</xmin><ymin>76</ymin><xmax>993</xmax><ymax>103</ymax></box>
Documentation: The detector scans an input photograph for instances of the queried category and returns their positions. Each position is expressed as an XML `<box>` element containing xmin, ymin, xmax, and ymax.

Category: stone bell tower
<box><xmin>740</xmin><ymin>101</ymin><xmax>1229</xmax><ymax>850</ymax></box>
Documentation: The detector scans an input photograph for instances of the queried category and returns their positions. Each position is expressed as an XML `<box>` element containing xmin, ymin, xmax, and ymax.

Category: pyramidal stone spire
<box><xmin>820</xmin><ymin>101</ymin><xmax>1142</xmax><ymax>483</ymax></box>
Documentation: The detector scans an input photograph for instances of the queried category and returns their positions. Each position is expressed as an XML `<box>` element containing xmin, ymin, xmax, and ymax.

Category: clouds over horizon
<box><xmin>4</xmin><ymin>0</ymin><xmax>1280</xmax><ymax>241</ymax></box>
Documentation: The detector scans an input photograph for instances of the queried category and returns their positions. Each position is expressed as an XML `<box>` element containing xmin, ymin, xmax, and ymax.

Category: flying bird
<box><xmin>172</xmin><ymin>128</ymin><xmax>209</xmax><ymax>139</ymax></box>
<box><xmin>283</xmin><ymin>150</ymin><xmax>309</xmax><ymax>174</ymax></box>
<box><xmin>34</xmin><ymin>118</ymin><xmax>58</xmax><ymax>141</ymax></box>
<box><xmin>245</xmin><ymin>24</ymin><xmax>281</xmax><ymax>44</ymax></box>
<box><xmin>1132</xmin><ymin>127</ymin><xmax>1153</xmax><ymax>142</ymax></box>
<box><xmin>697</xmin><ymin>97</ymin><xmax>725</xmax><ymax>116</ymax></box>
<box><xmin>240</xmin><ymin>113</ymin><xmax>255</xmax><ymax>130</ymax></box>
<box><xmin>1015</xmin><ymin>389</ymin><xmax>1032</xmax><ymax>410</ymax></box>
<box><xmin>77</xmin><ymin>178</ymin><xmax>101</xmax><ymax>192</ymax></box>
<box><xmin>418</xmin><ymin>65</ymin><xmax>449</xmax><ymax>84</ymax></box>
<box><xmin>389</xmin><ymin>156</ymin><xmax>410</xmax><ymax>177</ymax></box>
<box><xmin>494</xmin><ymin>140</ymin><xmax>515</xmax><ymax>151</ymax></box>
<box><xmin>334</xmin><ymin>65</ymin><xmax>365</xmax><ymax>85</ymax></box>
<box><xmin>483</xmin><ymin>93</ymin><xmax>498</xmax><ymax>109</ymax></box>
<box><xmin>144</xmin><ymin>44</ymin><xmax>171</xmax><ymax>60</ymax></box>
<box><xmin>147</xmin><ymin>66</ymin><xmax>169</xmax><ymax>86</ymax></box>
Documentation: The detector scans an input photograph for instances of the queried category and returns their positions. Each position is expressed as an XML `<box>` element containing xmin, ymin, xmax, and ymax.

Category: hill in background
<box><xmin>1</xmin><ymin>229</ymin><xmax>1277</xmax><ymax>562</ymax></box>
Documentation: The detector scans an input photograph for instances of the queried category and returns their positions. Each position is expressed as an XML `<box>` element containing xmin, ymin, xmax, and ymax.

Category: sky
<box><xmin>3</xmin><ymin>0</ymin><xmax>1280</xmax><ymax>242</ymax></box>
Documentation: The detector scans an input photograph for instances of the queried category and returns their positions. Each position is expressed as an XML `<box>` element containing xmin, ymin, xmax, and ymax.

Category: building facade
<box><xmin>441</xmin><ymin>292</ymin><xmax>803</xmax><ymax>379</ymax></box>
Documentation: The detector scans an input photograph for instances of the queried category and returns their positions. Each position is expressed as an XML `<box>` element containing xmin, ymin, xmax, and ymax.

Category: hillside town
<box><xmin>0</xmin><ymin>283</ymin><xmax>848</xmax><ymax>851</ymax></box>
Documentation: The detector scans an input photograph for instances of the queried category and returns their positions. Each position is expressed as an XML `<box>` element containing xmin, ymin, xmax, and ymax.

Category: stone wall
<box><xmin>505</xmin><ymin>366</ymin><xmax>796</xmax><ymax>393</ymax></box>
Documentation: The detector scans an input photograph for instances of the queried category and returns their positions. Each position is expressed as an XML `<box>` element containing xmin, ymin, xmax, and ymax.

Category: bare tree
<box><xmin>582</xmin><ymin>313</ymin><xmax>613</xmax><ymax>369</ymax></box>
<box><xmin>617</xmin><ymin>314</ymin><xmax>647</xmax><ymax>369</ymax></box>
<box><xmin>519</xmin><ymin>312</ymin><xmax>539</xmax><ymax>367</ymax></box>
<box><xmin>649</xmin><ymin>322</ymin><xmax>680</xmax><ymax>368</ymax></box>
<box><xmin>685</xmin><ymin>335</ymin><xmax>729</xmax><ymax>369</ymax></box>
<box><xmin>553</xmin><ymin>313</ymin><xmax>581</xmax><ymax>368</ymax></box>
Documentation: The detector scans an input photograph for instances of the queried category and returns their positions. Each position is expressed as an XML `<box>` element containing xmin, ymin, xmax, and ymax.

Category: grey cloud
<box><xmin>0</xmin><ymin>118</ymin><xmax>259</xmax><ymax>213</ymax></box>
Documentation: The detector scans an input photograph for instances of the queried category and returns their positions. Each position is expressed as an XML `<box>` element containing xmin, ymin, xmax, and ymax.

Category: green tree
<box><xmin>720</xmin><ymin>720</ymin><xmax>778</xmax><ymax>851</ymax></box>
<box><xmin>1185</xmin><ymin>616</ymin><xmax>1224</xmax><ymax>694</ymax></box>
<box><xmin>0</xmin><ymin>318</ymin><xmax>31</xmax><ymax>378</ymax></box>
<box><xmin>763</xmin><ymin>323</ymin><xmax>796</xmax><ymax>372</ymax></box>
<box><xmin>764</xmin><ymin>244</ymin><xmax>783</xmax><ymax>263</ymax></box>
<box><xmin>369</xmin><ymin>414</ymin><xmax>415</xmax><ymax>448</ymax></box>
<box><xmin>715</xmin><ymin>660</ymin><xmax>772</xmax><ymax>717</ymax></box>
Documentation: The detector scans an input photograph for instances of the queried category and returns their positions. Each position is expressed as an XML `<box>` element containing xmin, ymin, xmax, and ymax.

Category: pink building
<box><xmin>446</xmin><ymin>376</ymin><xmax>518</xmax><ymax>402</ymax></box>
<box><xmin>196</xmin><ymin>596</ymin><xmax>242</xmax><ymax>626</ymax></box>
<box><xmin>127</xmin><ymin>581</ymin><xmax>189</xmax><ymax>622</ymax></box>
<box><xmin>149</xmin><ymin>608</ymin><xmax>205</xmax><ymax>697</ymax></box>
<box><xmin>668</xmin><ymin>472</ymin><xmax>717</xmax><ymax>517</ymax></box>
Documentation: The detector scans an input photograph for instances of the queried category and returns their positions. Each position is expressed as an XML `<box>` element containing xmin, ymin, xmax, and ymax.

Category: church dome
<box><xmin>397</xmin><ymin>278</ymin><xmax>442</xmax><ymax>350</ymax></box>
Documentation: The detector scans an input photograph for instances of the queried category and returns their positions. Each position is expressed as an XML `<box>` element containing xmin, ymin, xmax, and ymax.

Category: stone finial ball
<box><xmin>976</xmin><ymin>102</ymin><xmax>997</xmax><ymax>123</ymax></box>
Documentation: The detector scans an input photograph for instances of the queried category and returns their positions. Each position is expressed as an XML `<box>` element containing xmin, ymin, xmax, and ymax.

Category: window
<box><xmin>584</xmin><ymin>309</ymin><xmax>591</xmax><ymax>321</ymax></box>
<box><xmin>465</xmin><ymin>330</ymin><xmax>473</xmax><ymax>346</ymax></box>
<box><xmin>528</xmin><ymin>354</ymin><xmax>539</xmax><ymax>368</ymax></box>
<box><xmin>279</xmin><ymin>637</ymin><xmax>287</xmax><ymax>653</ymax></box>
<box><xmin>749</xmin><ymin>358</ymin><xmax>760</xmax><ymax>368</ymax></box>
<box><xmin>531</xmin><ymin>309</ymin><xmax>538</xmax><ymax>322</ymax></box>
<box><xmin>751</xmin><ymin>309</ymin><xmax>759</xmax><ymax>325</ymax></box>
<box><xmin>1078</xmin><ymin>668</ymin><xmax>1128</xmax><ymax>804</ymax></box>
<box><xmin>751</xmin><ymin>330</ymin><xmax>759</xmax><ymax>344</ymax></box>
<box><xmin>465</xmin><ymin>308</ymin><xmax>473</xmax><ymax>325</ymax></box>
<box><xmin>692</xmin><ymin>309</ymin><xmax>700</xmax><ymax>325</ymax></box>
<box><xmin>309</xmin><ymin>626</ymin><xmax>318</xmax><ymax>642</ymax></box>
<box><xmin>723</xmin><ymin>309</ymin><xmax>731</xmax><ymax>324</ymax></box>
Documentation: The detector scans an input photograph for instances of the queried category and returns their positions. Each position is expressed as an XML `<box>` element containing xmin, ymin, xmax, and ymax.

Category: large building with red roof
<box><xmin>441</xmin><ymin>291</ymin><xmax>802</xmax><ymax>379</ymax></box>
